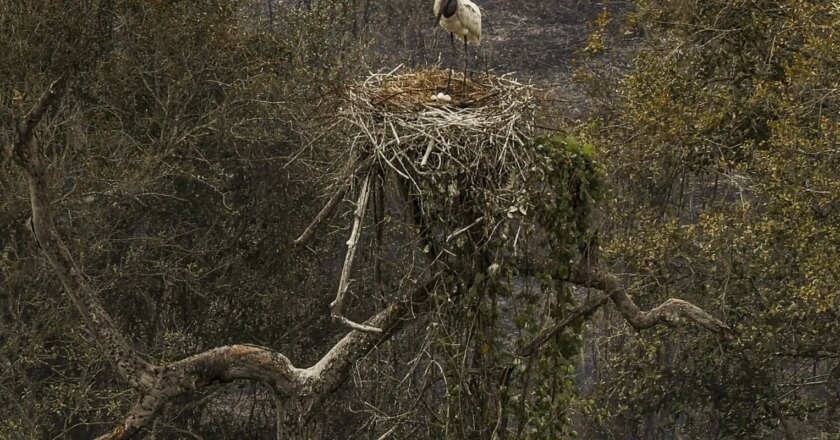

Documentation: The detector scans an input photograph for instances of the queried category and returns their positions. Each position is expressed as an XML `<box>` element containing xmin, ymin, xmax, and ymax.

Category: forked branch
<box><xmin>15</xmin><ymin>81</ymin><xmax>430</xmax><ymax>439</ymax></box>
<box><xmin>293</xmin><ymin>156</ymin><xmax>374</xmax><ymax>247</ymax></box>
<box><xmin>331</xmin><ymin>171</ymin><xmax>382</xmax><ymax>333</ymax></box>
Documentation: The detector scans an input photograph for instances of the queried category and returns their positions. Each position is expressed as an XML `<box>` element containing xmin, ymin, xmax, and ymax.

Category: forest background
<box><xmin>1</xmin><ymin>0</ymin><xmax>838</xmax><ymax>439</ymax></box>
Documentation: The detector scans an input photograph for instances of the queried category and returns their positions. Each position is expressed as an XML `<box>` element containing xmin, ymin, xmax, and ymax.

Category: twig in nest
<box><xmin>420</xmin><ymin>138</ymin><xmax>435</xmax><ymax>167</ymax></box>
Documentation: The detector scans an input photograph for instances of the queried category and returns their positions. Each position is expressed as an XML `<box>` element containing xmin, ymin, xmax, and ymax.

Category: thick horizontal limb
<box><xmin>98</xmin><ymin>279</ymin><xmax>435</xmax><ymax>439</ymax></box>
<box><xmin>96</xmin><ymin>344</ymin><xmax>303</xmax><ymax>440</ymax></box>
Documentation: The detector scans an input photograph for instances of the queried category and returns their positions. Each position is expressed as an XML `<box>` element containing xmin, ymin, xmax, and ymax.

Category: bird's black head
<box><xmin>435</xmin><ymin>0</ymin><xmax>458</xmax><ymax>25</ymax></box>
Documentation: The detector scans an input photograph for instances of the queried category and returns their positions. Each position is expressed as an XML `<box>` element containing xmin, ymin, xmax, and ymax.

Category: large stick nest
<box><xmin>341</xmin><ymin>65</ymin><xmax>539</xmax><ymax>222</ymax></box>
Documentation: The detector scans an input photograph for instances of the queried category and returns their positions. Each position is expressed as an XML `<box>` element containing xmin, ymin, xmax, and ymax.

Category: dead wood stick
<box><xmin>516</xmin><ymin>293</ymin><xmax>610</xmax><ymax>357</ymax></box>
<box><xmin>420</xmin><ymin>137</ymin><xmax>435</xmax><ymax>167</ymax></box>
<box><xmin>373</xmin><ymin>172</ymin><xmax>385</xmax><ymax>301</ymax></box>
<box><xmin>294</xmin><ymin>156</ymin><xmax>375</xmax><ymax>247</ymax></box>
<box><xmin>331</xmin><ymin>172</ymin><xmax>382</xmax><ymax>333</ymax></box>
<box><xmin>293</xmin><ymin>182</ymin><xmax>349</xmax><ymax>247</ymax></box>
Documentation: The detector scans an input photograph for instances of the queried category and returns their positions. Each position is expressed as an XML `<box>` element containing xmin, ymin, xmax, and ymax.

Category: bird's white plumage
<box><xmin>434</xmin><ymin>0</ymin><xmax>482</xmax><ymax>44</ymax></box>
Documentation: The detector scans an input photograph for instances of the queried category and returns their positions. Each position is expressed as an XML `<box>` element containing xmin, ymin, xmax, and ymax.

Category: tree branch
<box><xmin>516</xmin><ymin>292</ymin><xmax>611</xmax><ymax>357</ymax></box>
<box><xmin>312</xmin><ymin>280</ymin><xmax>434</xmax><ymax>396</ymax></box>
<box><xmin>293</xmin><ymin>156</ymin><xmax>375</xmax><ymax>247</ymax></box>
<box><xmin>13</xmin><ymin>79</ymin><xmax>156</xmax><ymax>390</ymax></box>
<box><xmin>293</xmin><ymin>182</ymin><xmax>349</xmax><ymax>246</ymax></box>
<box><xmin>569</xmin><ymin>268</ymin><xmax>733</xmax><ymax>335</ymax></box>
<box><xmin>11</xmin><ymin>76</ymin><xmax>66</xmax><ymax>163</ymax></box>
<box><xmin>331</xmin><ymin>171</ymin><xmax>382</xmax><ymax>333</ymax></box>
<box><xmin>98</xmin><ymin>279</ymin><xmax>435</xmax><ymax>440</ymax></box>
<box><xmin>12</xmin><ymin>81</ymin><xmax>440</xmax><ymax>439</ymax></box>
<box><xmin>97</xmin><ymin>344</ymin><xmax>305</xmax><ymax>440</ymax></box>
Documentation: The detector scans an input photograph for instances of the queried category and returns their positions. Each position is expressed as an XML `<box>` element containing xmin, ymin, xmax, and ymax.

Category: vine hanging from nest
<box><xmin>296</xmin><ymin>65</ymin><xmax>544</xmax><ymax>331</ymax></box>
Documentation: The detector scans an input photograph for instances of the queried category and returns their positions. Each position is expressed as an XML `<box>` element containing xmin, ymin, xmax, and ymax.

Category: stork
<box><xmin>434</xmin><ymin>0</ymin><xmax>482</xmax><ymax>93</ymax></box>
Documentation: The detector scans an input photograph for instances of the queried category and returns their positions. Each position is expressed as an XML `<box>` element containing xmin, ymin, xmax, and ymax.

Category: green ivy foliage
<box><xmin>510</xmin><ymin>135</ymin><xmax>602</xmax><ymax>439</ymax></box>
<box><xmin>380</xmin><ymin>129</ymin><xmax>603</xmax><ymax>438</ymax></box>
<box><xmin>533</xmin><ymin>134</ymin><xmax>602</xmax><ymax>268</ymax></box>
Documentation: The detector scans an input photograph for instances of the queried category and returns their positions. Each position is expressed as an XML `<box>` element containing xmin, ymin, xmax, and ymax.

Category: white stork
<box><xmin>434</xmin><ymin>0</ymin><xmax>482</xmax><ymax>92</ymax></box>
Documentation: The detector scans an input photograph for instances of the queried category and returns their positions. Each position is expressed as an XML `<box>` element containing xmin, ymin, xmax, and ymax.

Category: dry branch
<box><xmin>516</xmin><ymin>265</ymin><xmax>732</xmax><ymax>357</ymax></box>
<box><xmin>331</xmin><ymin>171</ymin><xmax>382</xmax><ymax>333</ymax></box>
<box><xmin>293</xmin><ymin>182</ymin><xmax>349</xmax><ymax>247</ymax></box>
<box><xmin>13</xmin><ymin>77</ymin><xmax>156</xmax><ymax>391</ymax></box>
<box><xmin>569</xmin><ymin>268</ymin><xmax>733</xmax><ymax>335</ymax></box>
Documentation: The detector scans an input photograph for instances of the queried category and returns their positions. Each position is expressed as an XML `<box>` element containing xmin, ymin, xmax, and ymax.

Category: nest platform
<box><xmin>342</xmin><ymin>65</ymin><xmax>537</xmax><ymax>182</ymax></box>
<box><xmin>309</xmin><ymin>66</ymin><xmax>544</xmax><ymax>332</ymax></box>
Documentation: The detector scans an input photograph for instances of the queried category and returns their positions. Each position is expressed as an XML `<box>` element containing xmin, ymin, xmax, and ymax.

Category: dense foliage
<box><xmin>1</xmin><ymin>1</ymin><xmax>360</xmax><ymax>437</ymax></box>
<box><xmin>2</xmin><ymin>0</ymin><xmax>837</xmax><ymax>438</ymax></box>
<box><xmin>578</xmin><ymin>1</ymin><xmax>840</xmax><ymax>438</ymax></box>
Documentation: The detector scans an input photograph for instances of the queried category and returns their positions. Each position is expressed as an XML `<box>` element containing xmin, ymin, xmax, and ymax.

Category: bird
<box><xmin>434</xmin><ymin>0</ymin><xmax>482</xmax><ymax>94</ymax></box>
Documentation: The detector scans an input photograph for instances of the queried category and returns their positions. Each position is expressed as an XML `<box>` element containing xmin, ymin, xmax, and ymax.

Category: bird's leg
<box><xmin>483</xmin><ymin>47</ymin><xmax>489</xmax><ymax>78</ymax></box>
<box><xmin>463</xmin><ymin>38</ymin><xmax>468</xmax><ymax>97</ymax></box>
<box><xmin>446</xmin><ymin>32</ymin><xmax>454</xmax><ymax>93</ymax></box>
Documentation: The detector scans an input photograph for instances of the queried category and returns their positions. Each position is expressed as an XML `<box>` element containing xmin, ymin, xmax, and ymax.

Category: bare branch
<box><xmin>331</xmin><ymin>171</ymin><xmax>382</xmax><ymax>333</ymax></box>
<box><xmin>12</xmin><ymin>79</ymin><xmax>156</xmax><ymax>390</ymax></box>
<box><xmin>90</xmin><ymin>278</ymin><xmax>435</xmax><ymax>439</ymax></box>
<box><xmin>16</xmin><ymin>76</ymin><xmax>67</xmax><ymax>142</ymax></box>
<box><xmin>334</xmin><ymin>315</ymin><xmax>385</xmax><ymax>333</ymax></box>
<box><xmin>372</xmin><ymin>171</ymin><xmax>385</xmax><ymax>300</ymax></box>
<box><xmin>569</xmin><ymin>269</ymin><xmax>733</xmax><ymax>335</ymax></box>
<box><xmin>313</xmin><ymin>280</ymin><xmax>435</xmax><ymax>396</ymax></box>
<box><xmin>293</xmin><ymin>182</ymin><xmax>349</xmax><ymax>246</ymax></box>
<box><xmin>293</xmin><ymin>156</ymin><xmax>375</xmax><ymax>247</ymax></box>
<box><xmin>11</xmin><ymin>76</ymin><xmax>67</xmax><ymax>164</ymax></box>
<box><xmin>517</xmin><ymin>293</ymin><xmax>610</xmax><ymax>357</ymax></box>
<box><xmin>96</xmin><ymin>344</ymin><xmax>304</xmax><ymax>440</ymax></box>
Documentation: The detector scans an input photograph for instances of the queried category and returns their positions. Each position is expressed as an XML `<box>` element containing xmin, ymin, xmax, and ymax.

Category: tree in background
<box><xmin>1</xmin><ymin>0</ymin><xmax>360</xmax><ymax>437</ymax></box>
<box><xmin>578</xmin><ymin>1</ymin><xmax>839</xmax><ymax>438</ymax></box>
